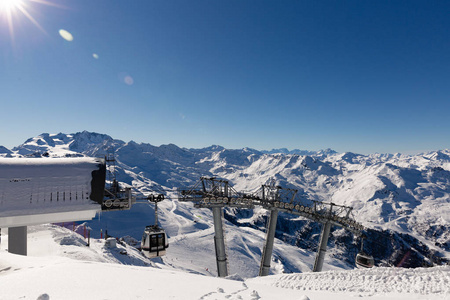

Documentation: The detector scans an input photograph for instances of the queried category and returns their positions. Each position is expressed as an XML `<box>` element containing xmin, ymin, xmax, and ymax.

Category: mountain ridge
<box><xmin>2</xmin><ymin>131</ymin><xmax>450</xmax><ymax>271</ymax></box>
<box><xmin>5</xmin><ymin>131</ymin><xmax>341</xmax><ymax>158</ymax></box>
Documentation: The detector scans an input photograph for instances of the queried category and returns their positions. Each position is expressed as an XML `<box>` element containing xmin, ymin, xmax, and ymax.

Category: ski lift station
<box><xmin>0</xmin><ymin>157</ymin><xmax>132</xmax><ymax>256</ymax></box>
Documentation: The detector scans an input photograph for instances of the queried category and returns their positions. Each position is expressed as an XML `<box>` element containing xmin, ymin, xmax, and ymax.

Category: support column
<box><xmin>259</xmin><ymin>208</ymin><xmax>279</xmax><ymax>276</ymax></box>
<box><xmin>8</xmin><ymin>226</ymin><xmax>27</xmax><ymax>256</ymax></box>
<box><xmin>313</xmin><ymin>222</ymin><xmax>332</xmax><ymax>272</ymax></box>
<box><xmin>212</xmin><ymin>206</ymin><xmax>228</xmax><ymax>277</ymax></box>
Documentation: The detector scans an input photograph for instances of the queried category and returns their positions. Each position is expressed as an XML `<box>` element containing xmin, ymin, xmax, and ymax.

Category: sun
<box><xmin>0</xmin><ymin>0</ymin><xmax>24</xmax><ymax>41</ymax></box>
<box><xmin>0</xmin><ymin>0</ymin><xmax>24</xmax><ymax>13</ymax></box>
<box><xmin>0</xmin><ymin>0</ymin><xmax>23</xmax><ymax>12</ymax></box>
<box><xmin>0</xmin><ymin>0</ymin><xmax>52</xmax><ymax>41</ymax></box>
<box><xmin>0</xmin><ymin>0</ymin><xmax>25</xmax><ymax>20</ymax></box>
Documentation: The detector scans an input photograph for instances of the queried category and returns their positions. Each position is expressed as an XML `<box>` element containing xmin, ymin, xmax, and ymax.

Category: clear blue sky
<box><xmin>1</xmin><ymin>0</ymin><xmax>449</xmax><ymax>154</ymax></box>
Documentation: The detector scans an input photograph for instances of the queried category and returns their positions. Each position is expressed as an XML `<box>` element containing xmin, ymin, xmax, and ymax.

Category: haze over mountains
<box><xmin>2</xmin><ymin>131</ymin><xmax>450</xmax><ymax>272</ymax></box>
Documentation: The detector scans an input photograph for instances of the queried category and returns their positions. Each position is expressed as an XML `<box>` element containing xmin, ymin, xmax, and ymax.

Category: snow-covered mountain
<box><xmin>0</xmin><ymin>146</ymin><xmax>12</xmax><ymax>155</ymax></box>
<box><xmin>3</xmin><ymin>131</ymin><xmax>450</xmax><ymax>273</ymax></box>
<box><xmin>262</xmin><ymin>147</ymin><xmax>337</xmax><ymax>157</ymax></box>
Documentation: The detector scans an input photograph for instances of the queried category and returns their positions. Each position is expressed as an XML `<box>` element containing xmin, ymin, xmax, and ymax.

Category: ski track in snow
<box><xmin>169</xmin><ymin>198</ymin><xmax>183</xmax><ymax>236</ymax></box>
<box><xmin>266</xmin><ymin>266</ymin><xmax>450</xmax><ymax>296</ymax></box>
<box><xmin>199</xmin><ymin>283</ymin><xmax>250</xmax><ymax>300</ymax></box>
<box><xmin>169</xmin><ymin>227</ymin><xmax>215</xmax><ymax>243</ymax></box>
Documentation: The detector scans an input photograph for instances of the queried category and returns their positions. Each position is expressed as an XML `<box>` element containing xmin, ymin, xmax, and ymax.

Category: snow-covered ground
<box><xmin>1</xmin><ymin>225</ymin><xmax>449</xmax><ymax>300</ymax></box>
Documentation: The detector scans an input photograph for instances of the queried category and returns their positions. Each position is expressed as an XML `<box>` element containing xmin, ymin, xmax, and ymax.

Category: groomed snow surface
<box><xmin>1</xmin><ymin>225</ymin><xmax>449</xmax><ymax>300</ymax></box>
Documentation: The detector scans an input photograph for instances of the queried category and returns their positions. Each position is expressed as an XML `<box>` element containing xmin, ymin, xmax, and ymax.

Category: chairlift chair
<box><xmin>355</xmin><ymin>238</ymin><xmax>374</xmax><ymax>268</ymax></box>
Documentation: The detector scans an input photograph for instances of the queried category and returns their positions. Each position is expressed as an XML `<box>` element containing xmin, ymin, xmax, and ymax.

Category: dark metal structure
<box><xmin>178</xmin><ymin>177</ymin><xmax>365</xmax><ymax>277</ymax></box>
<box><xmin>102</xmin><ymin>153</ymin><xmax>134</xmax><ymax>211</ymax></box>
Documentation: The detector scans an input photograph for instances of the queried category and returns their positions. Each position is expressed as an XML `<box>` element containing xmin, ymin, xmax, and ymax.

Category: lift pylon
<box><xmin>259</xmin><ymin>208</ymin><xmax>279</xmax><ymax>276</ymax></box>
<box><xmin>212</xmin><ymin>206</ymin><xmax>228</xmax><ymax>277</ymax></box>
<box><xmin>313</xmin><ymin>221</ymin><xmax>332</xmax><ymax>272</ymax></box>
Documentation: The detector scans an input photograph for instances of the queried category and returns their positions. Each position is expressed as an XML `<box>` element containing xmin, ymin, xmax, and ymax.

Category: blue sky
<box><xmin>1</xmin><ymin>0</ymin><xmax>449</xmax><ymax>154</ymax></box>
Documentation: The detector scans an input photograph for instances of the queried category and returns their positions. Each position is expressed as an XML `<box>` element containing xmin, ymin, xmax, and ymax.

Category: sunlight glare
<box><xmin>0</xmin><ymin>0</ymin><xmax>24</xmax><ymax>13</ymax></box>
<box><xmin>1</xmin><ymin>0</ymin><xmax>52</xmax><ymax>42</ymax></box>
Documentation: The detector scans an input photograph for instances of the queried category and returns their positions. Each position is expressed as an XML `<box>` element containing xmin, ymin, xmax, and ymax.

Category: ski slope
<box><xmin>0</xmin><ymin>225</ymin><xmax>449</xmax><ymax>300</ymax></box>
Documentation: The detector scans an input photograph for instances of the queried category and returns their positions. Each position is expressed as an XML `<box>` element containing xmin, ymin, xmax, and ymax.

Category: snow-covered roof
<box><xmin>0</xmin><ymin>157</ymin><xmax>105</xmax><ymax>227</ymax></box>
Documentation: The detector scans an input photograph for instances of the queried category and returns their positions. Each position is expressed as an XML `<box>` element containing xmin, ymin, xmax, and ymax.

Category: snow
<box><xmin>0</xmin><ymin>224</ymin><xmax>449</xmax><ymax>300</ymax></box>
<box><xmin>267</xmin><ymin>266</ymin><xmax>450</xmax><ymax>295</ymax></box>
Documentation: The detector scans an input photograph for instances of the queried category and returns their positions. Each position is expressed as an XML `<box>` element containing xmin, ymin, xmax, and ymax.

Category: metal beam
<box><xmin>8</xmin><ymin>226</ymin><xmax>27</xmax><ymax>256</ymax></box>
<box><xmin>212</xmin><ymin>206</ymin><xmax>228</xmax><ymax>277</ymax></box>
<box><xmin>259</xmin><ymin>208</ymin><xmax>279</xmax><ymax>276</ymax></box>
<box><xmin>178</xmin><ymin>177</ymin><xmax>363</xmax><ymax>235</ymax></box>
<box><xmin>313</xmin><ymin>221</ymin><xmax>332</xmax><ymax>272</ymax></box>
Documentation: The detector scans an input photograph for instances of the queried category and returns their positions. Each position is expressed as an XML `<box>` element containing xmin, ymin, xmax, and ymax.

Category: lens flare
<box><xmin>124</xmin><ymin>75</ymin><xmax>134</xmax><ymax>85</ymax></box>
<box><xmin>58</xmin><ymin>29</ymin><xmax>73</xmax><ymax>41</ymax></box>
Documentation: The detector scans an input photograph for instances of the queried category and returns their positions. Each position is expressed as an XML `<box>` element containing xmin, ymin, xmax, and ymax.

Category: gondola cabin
<box><xmin>141</xmin><ymin>225</ymin><xmax>168</xmax><ymax>258</ymax></box>
<box><xmin>355</xmin><ymin>252</ymin><xmax>375</xmax><ymax>268</ymax></box>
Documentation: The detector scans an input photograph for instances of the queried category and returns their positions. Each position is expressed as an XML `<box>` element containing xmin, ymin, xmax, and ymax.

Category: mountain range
<box><xmin>2</xmin><ymin>131</ymin><xmax>449</xmax><ymax>273</ymax></box>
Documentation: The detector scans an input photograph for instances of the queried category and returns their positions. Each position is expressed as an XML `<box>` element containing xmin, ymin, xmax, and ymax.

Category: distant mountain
<box><xmin>262</xmin><ymin>148</ymin><xmax>337</xmax><ymax>156</ymax></box>
<box><xmin>11</xmin><ymin>131</ymin><xmax>124</xmax><ymax>157</ymax></box>
<box><xmin>6</xmin><ymin>131</ymin><xmax>450</xmax><ymax>270</ymax></box>
<box><xmin>0</xmin><ymin>146</ymin><xmax>12</xmax><ymax>154</ymax></box>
